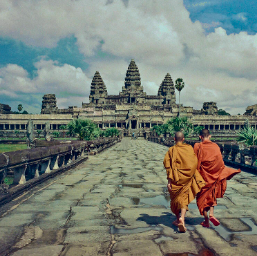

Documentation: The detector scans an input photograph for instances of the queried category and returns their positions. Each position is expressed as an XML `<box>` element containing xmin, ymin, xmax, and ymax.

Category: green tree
<box><xmin>66</xmin><ymin>119</ymin><xmax>99</xmax><ymax>140</ymax></box>
<box><xmin>217</xmin><ymin>109</ymin><xmax>230</xmax><ymax>116</ymax></box>
<box><xmin>193</xmin><ymin>125</ymin><xmax>205</xmax><ymax>136</ymax></box>
<box><xmin>237</xmin><ymin>126</ymin><xmax>257</xmax><ymax>146</ymax></box>
<box><xmin>104</xmin><ymin>128</ymin><xmax>120</xmax><ymax>137</ymax></box>
<box><xmin>37</xmin><ymin>130</ymin><xmax>42</xmax><ymax>138</ymax></box>
<box><xmin>53</xmin><ymin>131</ymin><xmax>60</xmax><ymax>138</ymax></box>
<box><xmin>166</xmin><ymin>117</ymin><xmax>193</xmax><ymax>138</ymax></box>
<box><xmin>59</xmin><ymin>125</ymin><xmax>67</xmax><ymax>138</ymax></box>
<box><xmin>151</xmin><ymin>125</ymin><xmax>166</xmax><ymax>136</ymax></box>
<box><xmin>14</xmin><ymin>130</ymin><xmax>20</xmax><ymax>137</ymax></box>
<box><xmin>17</xmin><ymin>104</ymin><xmax>23</xmax><ymax>113</ymax></box>
<box><xmin>175</xmin><ymin>78</ymin><xmax>185</xmax><ymax>105</ymax></box>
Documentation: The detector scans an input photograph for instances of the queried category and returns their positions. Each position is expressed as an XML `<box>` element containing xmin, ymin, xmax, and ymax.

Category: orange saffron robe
<box><xmin>194</xmin><ymin>140</ymin><xmax>241</xmax><ymax>215</ymax></box>
<box><xmin>163</xmin><ymin>142</ymin><xmax>206</xmax><ymax>215</ymax></box>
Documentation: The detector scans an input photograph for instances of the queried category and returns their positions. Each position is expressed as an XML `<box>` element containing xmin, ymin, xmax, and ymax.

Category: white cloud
<box><xmin>0</xmin><ymin>0</ymin><xmax>257</xmax><ymax>114</ymax></box>
<box><xmin>0</xmin><ymin>59</ymin><xmax>92</xmax><ymax>113</ymax></box>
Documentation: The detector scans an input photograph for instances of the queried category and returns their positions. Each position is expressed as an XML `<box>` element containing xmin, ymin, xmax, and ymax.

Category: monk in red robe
<box><xmin>163</xmin><ymin>132</ymin><xmax>205</xmax><ymax>232</ymax></box>
<box><xmin>194</xmin><ymin>129</ymin><xmax>241</xmax><ymax>227</ymax></box>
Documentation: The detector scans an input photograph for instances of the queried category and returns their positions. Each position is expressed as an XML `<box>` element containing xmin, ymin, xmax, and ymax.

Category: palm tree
<box><xmin>175</xmin><ymin>78</ymin><xmax>185</xmax><ymax>105</ymax></box>
<box><xmin>17</xmin><ymin>104</ymin><xmax>23</xmax><ymax>114</ymax></box>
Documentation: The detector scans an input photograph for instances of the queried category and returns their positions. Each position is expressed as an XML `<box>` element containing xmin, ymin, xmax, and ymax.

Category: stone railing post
<box><xmin>223</xmin><ymin>144</ymin><xmax>232</xmax><ymax>161</ymax></box>
<box><xmin>231</xmin><ymin>144</ymin><xmax>239</xmax><ymax>162</ymax></box>
<box><xmin>41</xmin><ymin>159</ymin><xmax>51</xmax><ymax>173</ymax></box>
<box><xmin>13</xmin><ymin>164</ymin><xmax>27</xmax><ymax>184</ymax></box>
<box><xmin>249</xmin><ymin>146</ymin><xmax>257</xmax><ymax>166</ymax></box>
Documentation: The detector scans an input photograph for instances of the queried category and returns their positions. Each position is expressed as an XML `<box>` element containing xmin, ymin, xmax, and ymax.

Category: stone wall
<box><xmin>0</xmin><ymin>137</ymin><xmax>120</xmax><ymax>202</ymax></box>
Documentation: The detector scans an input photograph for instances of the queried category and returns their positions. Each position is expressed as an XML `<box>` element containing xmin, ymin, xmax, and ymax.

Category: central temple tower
<box><xmin>119</xmin><ymin>59</ymin><xmax>146</xmax><ymax>104</ymax></box>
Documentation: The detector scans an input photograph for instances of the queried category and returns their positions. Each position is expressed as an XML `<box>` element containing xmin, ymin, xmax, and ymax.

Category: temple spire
<box><xmin>89</xmin><ymin>71</ymin><xmax>107</xmax><ymax>104</ymax></box>
<box><xmin>124</xmin><ymin>59</ymin><xmax>141</xmax><ymax>89</ymax></box>
<box><xmin>158</xmin><ymin>73</ymin><xmax>176</xmax><ymax>105</ymax></box>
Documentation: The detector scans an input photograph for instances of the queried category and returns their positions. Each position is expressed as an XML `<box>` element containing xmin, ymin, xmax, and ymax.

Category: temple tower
<box><xmin>89</xmin><ymin>71</ymin><xmax>107</xmax><ymax>105</ymax></box>
<box><xmin>124</xmin><ymin>59</ymin><xmax>141</xmax><ymax>90</ymax></box>
<box><xmin>41</xmin><ymin>94</ymin><xmax>57</xmax><ymax>114</ymax></box>
<box><xmin>158</xmin><ymin>73</ymin><xmax>176</xmax><ymax>105</ymax></box>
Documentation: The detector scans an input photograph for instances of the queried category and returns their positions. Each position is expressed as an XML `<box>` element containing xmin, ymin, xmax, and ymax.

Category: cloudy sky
<box><xmin>0</xmin><ymin>0</ymin><xmax>256</xmax><ymax>115</ymax></box>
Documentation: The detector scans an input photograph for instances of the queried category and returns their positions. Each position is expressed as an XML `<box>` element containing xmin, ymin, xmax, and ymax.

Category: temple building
<box><xmin>0</xmin><ymin>59</ymin><xmax>257</xmax><ymax>137</ymax></box>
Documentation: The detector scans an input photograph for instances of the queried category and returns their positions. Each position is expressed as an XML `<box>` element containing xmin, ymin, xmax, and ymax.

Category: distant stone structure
<box><xmin>1</xmin><ymin>59</ymin><xmax>257</xmax><ymax>137</ymax></box>
<box><xmin>0</xmin><ymin>103</ymin><xmax>11</xmax><ymax>114</ymax></box>
<box><xmin>41</xmin><ymin>94</ymin><xmax>57</xmax><ymax>114</ymax></box>
<box><xmin>244</xmin><ymin>104</ymin><xmax>257</xmax><ymax>116</ymax></box>
<box><xmin>201</xmin><ymin>102</ymin><xmax>218</xmax><ymax>115</ymax></box>
<box><xmin>40</xmin><ymin>59</ymin><xmax>193</xmax><ymax>135</ymax></box>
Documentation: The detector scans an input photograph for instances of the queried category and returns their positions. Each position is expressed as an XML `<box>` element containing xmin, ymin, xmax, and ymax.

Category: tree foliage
<box><xmin>66</xmin><ymin>119</ymin><xmax>99</xmax><ymax>140</ymax></box>
<box><xmin>17</xmin><ymin>104</ymin><xmax>23</xmax><ymax>113</ymax></box>
<box><xmin>151</xmin><ymin>117</ymin><xmax>204</xmax><ymax>138</ymax></box>
<box><xmin>237</xmin><ymin>126</ymin><xmax>257</xmax><ymax>146</ymax></box>
<box><xmin>175</xmin><ymin>78</ymin><xmax>185</xmax><ymax>105</ymax></box>
<box><xmin>65</xmin><ymin>119</ymin><xmax>119</xmax><ymax>140</ymax></box>
<box><xmin>104</xmin><ymin>128</ymin><xmax>120</xmax><ymax>137</ymax></box>
<box><xmin>217</xmin><ymin>109</ymin><xmax>230</xmax><ymax>116</ymax></box>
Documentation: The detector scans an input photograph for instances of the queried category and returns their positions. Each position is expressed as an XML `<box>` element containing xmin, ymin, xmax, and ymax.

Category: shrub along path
<box><xmin>0</xmin><ymin>138</ymin><xmax>257</xmax><ymax>256</ymax></box>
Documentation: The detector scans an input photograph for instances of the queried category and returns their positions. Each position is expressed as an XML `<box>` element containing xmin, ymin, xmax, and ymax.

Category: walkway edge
<box><xmin>0</xmin><ymin>156</ymin><xmax>88</xmax><ymax>207</ymax></box>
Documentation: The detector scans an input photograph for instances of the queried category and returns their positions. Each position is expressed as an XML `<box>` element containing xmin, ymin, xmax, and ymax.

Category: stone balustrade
<box><xmin>147</xmin><ymin>136</ymin><xmax>257</xmax><ymax>172</ymax></box>
<box><xmin>0</xmin><ymin>137</ymin><xmax>120</xmax><ymax>187</ymax></box>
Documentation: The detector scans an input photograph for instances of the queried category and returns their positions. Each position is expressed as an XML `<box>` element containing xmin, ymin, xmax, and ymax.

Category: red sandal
<box><xmin>209</xmin><ymin>216</ymin><xmax>220</xmax><ymax>226</ymax></box>
<box><xmin>201</xmin><ymin>221</ymin><xmax>210</xmax><ymax>228</ymax></box>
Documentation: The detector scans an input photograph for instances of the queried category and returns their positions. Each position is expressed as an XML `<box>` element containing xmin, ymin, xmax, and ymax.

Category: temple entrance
<box><xmin>131</xmin><ymin>120</ymin><xmax>137</xmax><ymax>129</ymax></box>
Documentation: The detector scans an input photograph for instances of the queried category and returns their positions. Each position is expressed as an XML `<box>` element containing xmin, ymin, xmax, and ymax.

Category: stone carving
<box><xmin>27</xmin><ymin>119</ymin><xmax>35</xmax><ymax>148</ymax></box>
<box><xmin>44</xmin><ymin>122</ymin><xmax>52</xmax><ymax>141</ymax></box>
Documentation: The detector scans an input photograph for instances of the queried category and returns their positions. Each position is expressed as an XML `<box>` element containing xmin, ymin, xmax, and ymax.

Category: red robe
<box><xmin>194</xmin><ymin>140</ymin><xmax>241</xmax><ymax>215</ymax></box>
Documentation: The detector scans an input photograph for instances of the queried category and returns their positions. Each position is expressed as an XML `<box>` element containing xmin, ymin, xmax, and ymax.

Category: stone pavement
<box><xmin>1</xmin><ymin>138</ymin><xmax>257</xmax><ymax>256</ymax></box>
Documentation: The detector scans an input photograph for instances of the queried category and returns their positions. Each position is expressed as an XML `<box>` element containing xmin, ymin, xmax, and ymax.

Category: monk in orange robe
<box><xmin>194</xmin><ymin>129</ymin><xmax>241</xmax><ymax>228</ymax></box>
<box><xmin>163</xmin><ymin>132</ymin><xmax>206</xmax><ymax>232</ymax></box>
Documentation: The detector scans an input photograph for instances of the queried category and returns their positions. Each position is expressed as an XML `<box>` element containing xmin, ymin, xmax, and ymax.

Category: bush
<box><xmin>237</xmin><ymin>127</ymin><xmax>257</xmax><ymax>146</ymax></box>
<box><xmin>66</xmin><ymin>119</ymin><xmax>99</xmax><ymax>140</ymax></box>
<box><xmin>53</xmin><ymin>131</ymin><xmax>60</xmax><ymax>138</ymax></box>
<box><xmin>104</xmin><ymin>128</ymin><xmax>120</xmax><ymax>137</ymax></box>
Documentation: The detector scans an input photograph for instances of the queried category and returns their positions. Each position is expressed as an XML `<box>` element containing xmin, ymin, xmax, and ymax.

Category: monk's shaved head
<box><xmin>200</xmin><ymin>129</ymin><xmax>210</xmax><ymax>138</ymax></box>
<box><xmin>174</xmin><ymin>131</ymin><xmax>184</xmax><ymax>142</ymax></box>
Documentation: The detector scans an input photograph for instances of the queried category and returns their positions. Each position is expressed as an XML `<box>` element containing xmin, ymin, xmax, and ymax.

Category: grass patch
<box><xmin>0</xmin><ymin>144</ymin><xmax>27</xmax><ymax>153</ymax></box>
